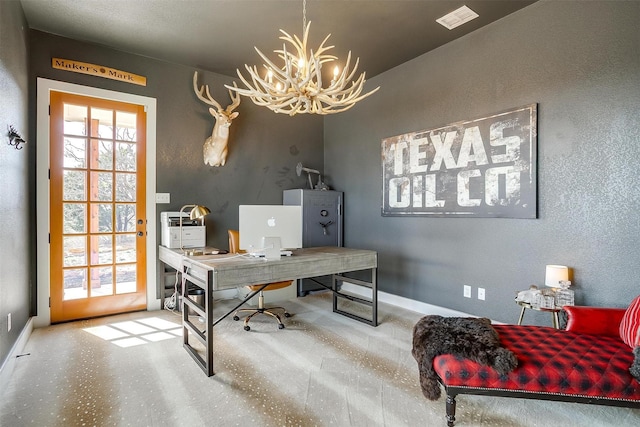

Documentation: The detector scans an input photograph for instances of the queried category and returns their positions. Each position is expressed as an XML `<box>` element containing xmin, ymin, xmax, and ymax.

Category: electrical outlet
<box><xmin>463</xmin><ymin>285</ymin><xmax>472</xmax><ymax>298</ymax></box>
<box><xmin>478</xmin><ymin>287</ymin><xmax>486</xmax><ymax>300</ymax></box>
<box><xmin>155</xmin><ymin>193</ymin><xmax>170</xmax><ymax>204</ymax></box>
<box><xmin>7</xmin><ymin>313</ymin><xmax>11</xmax><ymax>332</ymax></box>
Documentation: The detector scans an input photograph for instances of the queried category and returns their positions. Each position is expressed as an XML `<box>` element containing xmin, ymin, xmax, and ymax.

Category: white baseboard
<box><xmin>0</xmin><ymin>317</ymin><xmax>34</xmax><ymax>388</ymax></box>
<box><xmin>376</xmin><ymin>289</ymin><xmax>475</xmax><ymax>317</ymax></box>
<box><xmin>340</xmin><ymin>282</ymin><xmax>503</xmax><ymax>323</ymax></box>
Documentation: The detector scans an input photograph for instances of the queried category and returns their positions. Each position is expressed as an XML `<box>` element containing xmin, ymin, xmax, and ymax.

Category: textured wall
<box><xmin>325</xmin><ymin>0</ymin><xmax>640</xmax><ymax>324</ymax></box>
<box><xmin>28</xmin><ymin>31</ymin><xmax>324</xmax><ymax>298</ymax></box>
<box><xmin>0</xmin><ymin>1</ymin><xmax>30</xmax><ymax>368</ymax></box>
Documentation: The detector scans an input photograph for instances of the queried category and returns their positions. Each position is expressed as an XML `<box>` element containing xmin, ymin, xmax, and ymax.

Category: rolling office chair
<box><xmin>228</xmin><ymin>230</ymin><xmax>292</xmax><ymax>331</ymax></box>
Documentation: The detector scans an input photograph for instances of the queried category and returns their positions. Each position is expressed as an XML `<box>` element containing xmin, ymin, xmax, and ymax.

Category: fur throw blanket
<box><xmin>412</xmin><ymin>315</ymin><xmax>518</xmax><ymax>400</ymax></box>
<box><xmin>631</xmin><ymin>346</ymin><xmax>640</xmax><ymax>382</ymax></box>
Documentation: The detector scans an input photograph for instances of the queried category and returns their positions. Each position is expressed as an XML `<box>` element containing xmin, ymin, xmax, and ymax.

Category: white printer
<box><xmin>160</xmin><ymin>211</ymin><xmax>206</xmax><ymax>249</ymax></box>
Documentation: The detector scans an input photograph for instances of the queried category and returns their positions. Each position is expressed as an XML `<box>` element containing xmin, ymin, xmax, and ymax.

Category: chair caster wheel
<box><xmin>233</xmin><ymin>316</ymin><xmax>240</xmax><ymax>321</ymax></box>
<box><xmin>284</xmin><ymin>312</ymin><xmax>291</xmax><ymax>318</ymax></box>
<box><xmin>278</xmin><ymin>324</ymin><xmax>285</xmax><ymax>330</ymax></box>
<box><xmin>244</xmin><ymin>325</ymin><xmax>251</xmax><ymax>331</ymax></box>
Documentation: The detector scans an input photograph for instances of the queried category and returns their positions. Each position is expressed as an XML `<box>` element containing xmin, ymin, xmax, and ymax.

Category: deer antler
<box><xmin>193</xmin><ymin>71</ymin><xmax>223</xmax><ymax>111</ymax></box>
<box><xmin>226</xmin><ymin>82</ymin><xmax>241</xmax><ymax>114</ymax></box>
<box><xmin>193</xmin><ymin>72</ymin><xmax>241</xmax><ymax>116</ymax></box>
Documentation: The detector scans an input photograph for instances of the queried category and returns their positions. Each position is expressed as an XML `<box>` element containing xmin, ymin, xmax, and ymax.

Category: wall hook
<box><xmin>7</xmin><ymin>125</ymin><xmax>26</xmax><ymax>150</ymax></box>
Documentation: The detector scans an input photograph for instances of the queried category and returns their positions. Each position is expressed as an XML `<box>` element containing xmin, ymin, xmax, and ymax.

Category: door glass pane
<box><xmin>63</xmin><ymin>137</ymin><xmax>87</xmax><ymax>168</ymax></box>
<box><xmin>116</xmin><ymin>235</ymin><xmax>136</xmax><ymax>263</ymax></box>
<box><xmin>63</xmin><ymin>104</ymin><xmax>87</xmax><ymax>136</ymax></box>
<box><xmin>116</xmin><ymin>111</ymin><xmax>137</xmax><ymax>142</ymax></box>
<box><xmin>115</xmin><ymin>204</ymin><xmax>136</xmax><ymax>232</ymax></box>
<box><xmin>91</xmin><ymin>108</ymin><xmax>113</xmax><ymax>139</ymax></box>
<box><xmin>90</xmin><ymin>139</ymin><xmax>114</xmax><ymax>170</ymax></box>
<box><xmin>115</xmin><ymin>173</ymin><xmax>136</xmax><ymax>202</ymax></box>
<box><xmin>90</xmin><ymin>204</ymin><xmax>113</xmax><ymax>233</ymax></box>
<box><xmin>63</xmin><ymin>236</ymin><xmax>86</xmax><ymax>267</ymax></box>
<box><xmin>90</xmin><ymin>235</ymin><xmax>113</xmax><ymax>265</ymax></box>
<box><xmin>115</xmin><ymin>142</ymin><xmax>136</xmax><ymax>172</ymax></box>
<box><xmin>90</xmin><ymin>172</ymin><xmax>113</xmax><ymax>201</ymax></box>
<box><xmin>63</xmin><ymin>170</ymin><xmax>86</xmax><ymax>201</ymax></box>
<box><xmin>63</xmin><ymin>268</ymin><xmax>87</xmax><ymax>300</ymax></box>
<box><xmin>90</xmin><ymin>267</ymin><xmax>113</xmax><ymax>297</ymax></box>
<box><xmin>63</xmin><ymin>204</ymin><xmax>86</xmax><ymax>234</ymax></box>
<box><xmin>115</xmin><ymin>265</ymin><xmax>136</xmax><ymax>294</ymax></box>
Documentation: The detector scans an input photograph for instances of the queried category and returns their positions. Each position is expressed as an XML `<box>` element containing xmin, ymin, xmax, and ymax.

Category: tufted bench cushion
<box><xmin>434</xmin><ymin>324</ymin><xmax>640</xmax><ymax>402</ymax></box>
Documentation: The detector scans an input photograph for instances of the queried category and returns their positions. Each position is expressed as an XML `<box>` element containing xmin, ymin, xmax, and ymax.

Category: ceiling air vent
<box><xmin>436</xmin><ymin>5</ymin><xmax>479</xmax><ymax>30</ymax></box>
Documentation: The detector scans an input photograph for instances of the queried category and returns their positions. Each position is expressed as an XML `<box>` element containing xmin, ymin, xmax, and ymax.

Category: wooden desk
<box><xmin>158</xmin><ymin>246</ymin><xmax>378</xmax><ymax>376</ymax></box>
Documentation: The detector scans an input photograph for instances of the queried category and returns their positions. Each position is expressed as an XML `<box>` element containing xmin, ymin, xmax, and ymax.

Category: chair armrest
<box><xmin>563</xmin><ymin>306</ymin><xmax>626</xmax><ymax>337</ymax></box>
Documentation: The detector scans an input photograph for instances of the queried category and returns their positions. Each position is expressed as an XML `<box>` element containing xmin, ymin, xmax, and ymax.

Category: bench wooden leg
<box><xmin>446</xmin><ymin>393</ymin><xmax>457</xmax><ymax>426</ymax></box>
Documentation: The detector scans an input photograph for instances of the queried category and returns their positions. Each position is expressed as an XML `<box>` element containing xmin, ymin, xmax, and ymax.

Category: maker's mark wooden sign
<box><xmin>382</xmin><ymin>104</ymin><xmax>537</xmax><ymax>218</ymax></box>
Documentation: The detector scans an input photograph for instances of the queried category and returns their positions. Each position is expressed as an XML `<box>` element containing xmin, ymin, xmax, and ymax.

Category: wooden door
<box><xmin>49</xmin><ymin>91</ymin><xmax>147</xmax><ymax>323</ymax></box>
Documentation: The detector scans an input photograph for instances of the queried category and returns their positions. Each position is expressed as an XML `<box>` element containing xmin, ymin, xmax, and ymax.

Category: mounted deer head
<box><xmin>193</xmin><ymin>71</ymin><xmax>241</xmax><ymax>166</ymax></box>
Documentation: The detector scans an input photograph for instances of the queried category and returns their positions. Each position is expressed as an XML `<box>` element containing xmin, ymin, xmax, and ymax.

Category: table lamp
<box><xmin>546</xmin><ymin>264</ymin><xmax>574</xmax><ymax>307</ymax></box>
<box><xmin>179</xmin><ymin>204</ymin><xmax>211</xmax><ymax>253</ymax></box>
<box><xmin>545</xmin><ymin>265</ymin><xmax>569</xmax><ymax>288</ymax></box>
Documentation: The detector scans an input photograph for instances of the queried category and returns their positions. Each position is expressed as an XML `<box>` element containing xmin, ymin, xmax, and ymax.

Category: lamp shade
<box><xmin>189</xmin><ymin>205</ymin><xmax>211</xmax><ymax>220</ymax></box>
<box><xmin>545</xmin><ymin>265</ymin><xmax>569</xmax><ymax>288</ymax></box>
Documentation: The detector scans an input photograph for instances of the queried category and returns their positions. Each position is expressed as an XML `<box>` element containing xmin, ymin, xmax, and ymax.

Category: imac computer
<box><xmin>239</xmin><ymin>205</ymin><xmax>302</xmax><ymax>259</ymax></box>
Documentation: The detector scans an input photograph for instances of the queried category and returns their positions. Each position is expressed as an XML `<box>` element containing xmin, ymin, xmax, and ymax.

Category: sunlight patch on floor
<box><xmin>83</xmin><ymin>316</ymin><xmax>182</xmax><ymax>347</ymax></box>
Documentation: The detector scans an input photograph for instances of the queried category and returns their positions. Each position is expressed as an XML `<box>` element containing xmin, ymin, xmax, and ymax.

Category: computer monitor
<box><xmin>239</xmin><ymin>205</ymin><xmax>302</xmax><ymax>256</ymax></box>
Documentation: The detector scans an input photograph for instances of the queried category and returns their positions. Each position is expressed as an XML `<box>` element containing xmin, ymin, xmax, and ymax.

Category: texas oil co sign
<box><xmin>382</xmin><ymin>104</ymin><xmax>537</xmax><ymax>218</ymax></box>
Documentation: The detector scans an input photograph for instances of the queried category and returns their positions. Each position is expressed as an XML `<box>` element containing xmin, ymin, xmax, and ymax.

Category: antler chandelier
<box><xmin>226</xmin><ymin>0</ymin><xmax>379</xmax><ymax>116</ymax></box>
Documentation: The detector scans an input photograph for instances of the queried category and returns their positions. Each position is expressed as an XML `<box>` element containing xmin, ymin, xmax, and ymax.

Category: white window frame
<box><xmin>35</xmin><ymin>78</ymin><xmax>159</xmax><ymax>327</ymax></box>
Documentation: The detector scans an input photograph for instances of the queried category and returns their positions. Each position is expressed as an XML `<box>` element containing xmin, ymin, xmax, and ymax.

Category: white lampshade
<box><xmin>545</xmin><ymin>265</ymin><xmax>569</xmax><ymax>288</ymax></box>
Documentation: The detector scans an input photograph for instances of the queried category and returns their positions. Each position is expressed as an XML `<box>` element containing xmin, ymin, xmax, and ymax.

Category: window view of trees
<box><xmin>61</xmin><ymin>106</ymin><xmax>138</xmax><ymax>298</ymax></box>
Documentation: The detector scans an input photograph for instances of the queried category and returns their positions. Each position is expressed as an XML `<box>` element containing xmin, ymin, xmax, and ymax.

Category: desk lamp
<box><xmin>179</xmin><ymin>204</ymin><xmax>211</xmax><ymax>253</ymax></box>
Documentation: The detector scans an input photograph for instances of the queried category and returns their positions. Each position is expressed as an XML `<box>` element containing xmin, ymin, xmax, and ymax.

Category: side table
<box><xmin>515</xmin><ymin>300</ymin><xmax>561</xmax><ymax>329</ymax></box>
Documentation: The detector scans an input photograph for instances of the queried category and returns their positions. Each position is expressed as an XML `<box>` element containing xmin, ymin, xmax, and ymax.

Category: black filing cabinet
<box><xmin>283</xmin><ymin>189</ymin><xmax>343</xmax><ymax>296</ymax></box>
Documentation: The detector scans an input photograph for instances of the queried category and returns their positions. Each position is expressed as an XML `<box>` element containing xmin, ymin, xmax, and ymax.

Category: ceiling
<box><xmin>20</xmin><ymin>0</ymin><xmax>536</xmax><ymax>79</ymax></box>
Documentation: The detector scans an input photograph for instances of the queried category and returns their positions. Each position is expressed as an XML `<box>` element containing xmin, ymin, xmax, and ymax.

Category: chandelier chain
<box><xmin>302</xmin><ymin>0</ymin><xmax>307</xmax><ymax>35</ymax></box>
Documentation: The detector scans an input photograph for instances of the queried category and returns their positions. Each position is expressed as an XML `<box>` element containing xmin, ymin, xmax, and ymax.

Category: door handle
<box><xmin>319</xmin><ymin>221</ymin><xmax>334</xmax><ymax>235</ymax></box>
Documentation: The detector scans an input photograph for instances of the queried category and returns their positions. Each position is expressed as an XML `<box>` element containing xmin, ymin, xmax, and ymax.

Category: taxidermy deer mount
<box><xmin>193</xmin><ymin>71</ymin><xmax>241</xmax><ymax>166</ymax></box>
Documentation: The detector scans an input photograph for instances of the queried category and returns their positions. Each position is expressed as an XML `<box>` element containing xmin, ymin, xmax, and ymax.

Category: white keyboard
<box><xmin>248</xmin><ymin>250</ymin><xmax>293</xmax><ymax>258</ymax></box>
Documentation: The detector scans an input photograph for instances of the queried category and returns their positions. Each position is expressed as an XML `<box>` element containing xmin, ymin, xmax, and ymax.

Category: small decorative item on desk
<box><xmin>554</xmin><ymin>280</ymin><xmax>574</xmax><ymax>307</ymax></box>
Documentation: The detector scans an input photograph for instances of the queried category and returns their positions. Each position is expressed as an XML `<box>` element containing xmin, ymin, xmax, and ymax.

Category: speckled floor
<box><xmin>1</xmin><ymin>292</ymin><xmax>639</xmax><ymax>427</ymax></box>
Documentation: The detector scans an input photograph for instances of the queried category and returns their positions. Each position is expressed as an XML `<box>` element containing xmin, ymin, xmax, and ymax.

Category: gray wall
<box><xmin>325</xmin><ymin>0</ymin><xmax>640</xmax><ymax>324</ymax></box>
<box><xmin>0</xmin><ymin>1</ymin><xmax>30</xmax><ymax>368</ymax></box>
<box><xmin>28</xmin><ymin>31</ymin><xmax>324</xmax><ymax>297</ymax></box>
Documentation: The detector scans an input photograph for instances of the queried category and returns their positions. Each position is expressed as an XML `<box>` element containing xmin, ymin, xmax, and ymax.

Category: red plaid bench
<box><xmin>433</xmin><ymin>307</ymin><xmax>640</xmax><ymax>426</ymax></box>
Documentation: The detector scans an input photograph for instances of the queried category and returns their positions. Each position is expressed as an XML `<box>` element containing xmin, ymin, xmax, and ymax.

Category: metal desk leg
<box><xmin>552</xmin><ymin>311</ymin><xmax>559</xmax><ymax>329</ymax></box>
<box><xmin>331</xmin><ymin>267</ymin><xmax>378</xmax><ymax>326</ymax></box>
<box><xmin>517</xmin><ymin>305</ymin><xmax>526</xmax><ymax>325</ymax></box>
